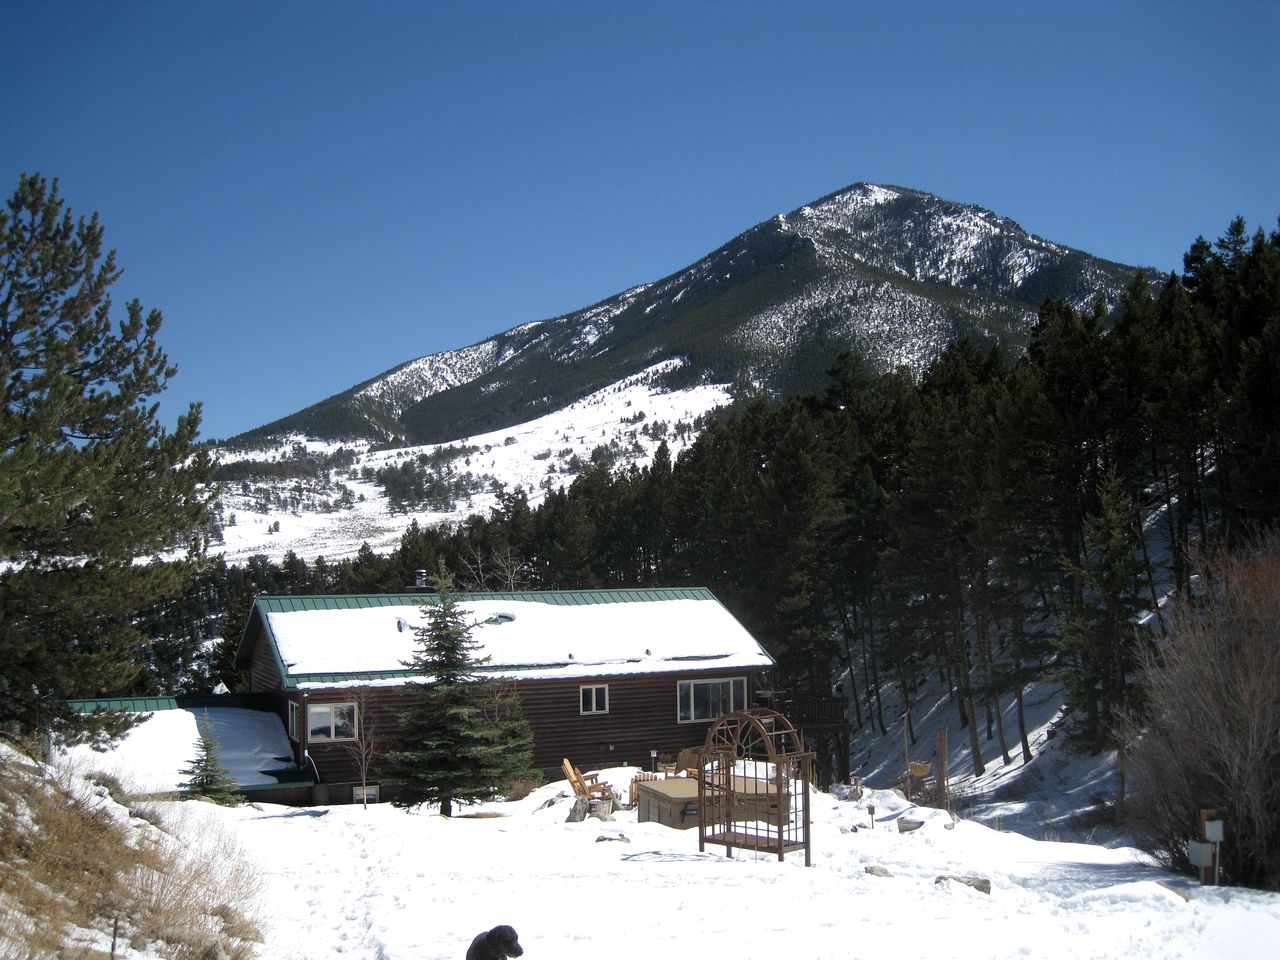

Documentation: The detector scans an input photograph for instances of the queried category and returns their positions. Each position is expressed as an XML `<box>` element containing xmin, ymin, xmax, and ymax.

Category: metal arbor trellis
<box><xmin>696</xmin><ymin>707</ymin><xmax>814</xmax><ymax>865</ymax></box>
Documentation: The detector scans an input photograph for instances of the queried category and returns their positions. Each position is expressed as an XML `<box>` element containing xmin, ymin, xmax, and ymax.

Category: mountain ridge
<box><xmin>230</xmin><ymin>181</ymin><xmax>1155</xmax><ymax>449</ymax></box>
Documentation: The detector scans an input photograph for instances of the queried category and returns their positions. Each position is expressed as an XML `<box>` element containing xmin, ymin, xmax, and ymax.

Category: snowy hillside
<box><xmin>210</xmin><ymin>362</ymin><xmax>730</xmax><ymax>563</ymax></box>
<box><xmin>354</xmin><ymin>338</ymin><xmax>502</xmax><ymax>424</ymax></box>
<box><xmin>846</xmin><ymin>671</ymin><xmax>1124</xmax><ymax>844</ymax></box>
<box><xmin>782</xmin><ymin>183</ymin><xmax>1067</xmax><ymax>295</ymax></box>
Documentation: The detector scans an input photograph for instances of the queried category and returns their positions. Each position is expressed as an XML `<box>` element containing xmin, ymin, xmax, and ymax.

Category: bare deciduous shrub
<box><xmin>123</xmin><ymin>799</ymin><xmax>265</xmax><ymax>959</ymax></box>
<box><xmin>0</xmin><ymin>748</ymin><xmax>152</xmax><ymax>959</ymax></box>
<box><xmin>0</xmin><ymin>746</ymin><xmax>264</xmax><ymax>959</ymax></box>
<box><xmin>342</xmin><ymin>684</ymin><xmax>381</xmax><ymax>809</ymax></box>
<box><xmin>1124</xmin><ymin>534</ymin><xmax>1280</xmax><ymax>889</ymax></box>
<box><xmin>503</xmin><ymin>774</ymin><xmax>544</xmax><ymax>802</ymax></box>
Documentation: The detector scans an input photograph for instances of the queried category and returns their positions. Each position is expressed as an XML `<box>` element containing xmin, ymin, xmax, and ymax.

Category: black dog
<box><xmin>466</xmin><ymin>925</ymin><xmax>523</xmax><ymax>960</ymax></box>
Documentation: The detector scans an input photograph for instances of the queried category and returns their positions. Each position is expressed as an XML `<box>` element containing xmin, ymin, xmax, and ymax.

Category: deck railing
<box><xmin>773</xmin><ymin>693</ymin><xmax>848</xmax><ymax>728</ymax></box>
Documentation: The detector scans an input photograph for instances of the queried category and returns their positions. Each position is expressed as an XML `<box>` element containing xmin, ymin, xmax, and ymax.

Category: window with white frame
<box><xmin>307</xmin><ymin>702</ymin><xmax>357</xmax><ymax>741</ymax></box>
<box><xmin>580</xmin><ymin>684</ymin><xmax>609</xmax><ymax>715</ymax></box>
<box><xmin>352</xmin><ymin>784</ymin><xmax>380</xmax><ymax>804</ymax></box>
<box><xmin>287</xmin><ymin>701</ymin><xmax>300</xmax><ymax>742</ymax></box>
<box><xmin>677</xmin><ymin>677</ymin><xmax>747</xmax><ymax>722</ymax></box>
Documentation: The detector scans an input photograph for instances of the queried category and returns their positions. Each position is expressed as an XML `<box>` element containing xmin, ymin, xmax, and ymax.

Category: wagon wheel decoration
<box><xmin>704</xmin><ymin>707</ymin><xmax>804</xmax><ymax>773</ymax></box>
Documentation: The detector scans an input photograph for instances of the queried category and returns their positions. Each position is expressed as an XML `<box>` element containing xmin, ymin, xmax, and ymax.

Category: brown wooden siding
<box><xmin>294</xmin><ymin>670</ymin><xmax>758</xmax><ymax>788</ymax></box>
<box><xmin>247</xmin><ymin>627</ymin><xmax>282</xmax><ymax>693</ymax></box>
<box><xmin>516</xmin><ymin>670</ymin><xmax>754</xmax><ymax>775</ymax></box>
<box><xmin>297</xmin><ymin>685</ymin><xmax>420</xmax><ymax>786</ymax></box>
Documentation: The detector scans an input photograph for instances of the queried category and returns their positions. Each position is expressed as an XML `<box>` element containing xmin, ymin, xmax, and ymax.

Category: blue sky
<box><xmin>4</xmin><ymin>1</ymin><xmax>1276</xmax><ymax>441</ymax></box>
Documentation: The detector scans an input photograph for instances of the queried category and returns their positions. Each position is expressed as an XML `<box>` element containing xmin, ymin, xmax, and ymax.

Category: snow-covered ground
<box><xmin>55</xmin><ymin>705</ymin><xmax>1280</xmax><ymax>960</ymax></box>
<box><xmin>144</xmin><ymin>773</ymin><xmax>1280</xmax><ymax>960</ymax></box>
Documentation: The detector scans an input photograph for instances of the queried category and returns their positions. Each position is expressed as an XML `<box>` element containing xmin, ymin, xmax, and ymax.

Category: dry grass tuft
<box><xmin>0</xmin><ymin>743</ymin><xmax>263</xmax><ymax>959</ymax></box>
<box><xmin>503</xmin><ymin>774</ymin><xmax>543</xmax><ymax>802</ymax></box>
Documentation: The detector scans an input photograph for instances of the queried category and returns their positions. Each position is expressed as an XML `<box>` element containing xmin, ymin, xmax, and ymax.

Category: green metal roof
<box><xmin>69</xmin><ymin>697</ymin><xmax>182</xmax><ymax>713</ymax></box>
<box><xmin>67</xmin><ymin>694</ymin><xmax>272</xmax><ymax>714</ymax></box>
<box><xmin>251</xmin><ymin>586</ymin><xmax>715</xmax><ymax>615</ymax></box>
<box><xmin>286</xmin><ymin>669</ymin><xmax>416</xmax><ymax>686</ymax></box>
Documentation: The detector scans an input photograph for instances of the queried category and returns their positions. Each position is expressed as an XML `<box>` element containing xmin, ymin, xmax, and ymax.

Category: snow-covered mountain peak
<box><xmin>801</xmin><ymin>181</ymin><xmax>902</xmax><ymax>217</ymax></box>
<box><xmin>226</xmin><ymin>181</ymin><xmax>1153</xmax><ymax>547</ymax></box>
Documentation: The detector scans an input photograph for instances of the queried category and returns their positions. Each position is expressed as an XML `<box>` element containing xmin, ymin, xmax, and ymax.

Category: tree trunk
<box><xmin>867</xmin><ymin>612</ymin><xmax>887</xmax><ymax>735</ymax></box>
<box><xmin>1015</xmin><ymin>667</ymin><xmax>1032</xmax><ymax>763</ymax></box>
<box><xmin>977</xmin><ymin>610</ymin><xmax>1011</xmax><ymax>764</ymax></box>
<box><xmin>1011</xmin><ymin>619</ymin><xmax>1034</xmax><ymax>762</ymax></box>
<box><xmin>837</xmin><ymin>599</ymin><xmax>864</xmax><ymax>730</ymax></box>
<box><xmin>992</xmin><ymin>690</ymin><xmax>1011</xmax><ymax>765</ymax></box>
<box><xmin>956</xmin><ymin>606</ymin><xmax>985</xmax><ymax>777</ymax></box>
<box><xmin>903</xmin><ymin>680</ymin><xmax>916</xmax><ymax>747</ymax></box>
<box><xmin>1114</xmin><ymin>745</ymin><xmax>1126</xmax><ymax>820</ymax></box>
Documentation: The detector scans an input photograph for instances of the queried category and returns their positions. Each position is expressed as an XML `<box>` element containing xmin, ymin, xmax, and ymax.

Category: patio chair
<box><xmin>662</xmin><ymin>746</ymin><xmax>703</xmax><ymax>778</ymax></box>
<box><xmin>561</xmin><ymin>758</ymin><xmax>614</xmax><ymax>800</ymax></box>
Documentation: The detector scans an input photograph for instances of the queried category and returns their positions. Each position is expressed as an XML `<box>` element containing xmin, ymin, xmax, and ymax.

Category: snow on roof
<box><xmin>264</xmin><ymin>595</ymin><xmax>773</xmax><ymax>686</ymax></box>
<box><xmin>59</xmin><ymin>707</ymin><xmax>294</xmax><ymax>792</ymax></box>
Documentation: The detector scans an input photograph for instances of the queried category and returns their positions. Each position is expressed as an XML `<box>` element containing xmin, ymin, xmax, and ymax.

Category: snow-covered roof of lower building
<box><xmin>61</xmin><ymin>699</ymin><xmax>301</xmax><ymax>793</ymax></box>
<box><xmin>238</xmin><ymin>587</ymin><xmax>775</xmax><ymax>689</ymax></box>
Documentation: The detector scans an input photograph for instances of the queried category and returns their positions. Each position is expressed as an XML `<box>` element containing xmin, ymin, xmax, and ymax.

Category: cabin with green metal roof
<box><xmin>235</xmin><ymin>587</ymin><xmax>775</xmax><ymax>804</ymax></box>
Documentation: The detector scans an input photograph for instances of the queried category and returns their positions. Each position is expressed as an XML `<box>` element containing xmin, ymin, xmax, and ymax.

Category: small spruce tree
<box><xmin>178</xmin><ymin>711</ymin><xmax>242</xmax><ymax>805</ymax></box>
<box><xmin>380</xmin><ymin>570</ymin><xmax>535</xmax><ymax>815</ymax></box>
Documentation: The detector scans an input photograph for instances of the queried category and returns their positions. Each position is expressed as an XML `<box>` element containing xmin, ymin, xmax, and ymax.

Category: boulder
<box><xmin>935</xmin><ymin>874</ymin><xmax>991</xmax><ymax>894</ymax></box>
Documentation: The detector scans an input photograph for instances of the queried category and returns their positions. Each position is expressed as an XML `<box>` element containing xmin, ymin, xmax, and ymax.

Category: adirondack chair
<box><xmin>662</xmin><ymin>746</ymin><xmax>703</xmax><ymax>778</ymax></box>
<box><xmin>561</xmin><ymin>758</ymin><xmax>613</xmax><ymax>800</ymax></box>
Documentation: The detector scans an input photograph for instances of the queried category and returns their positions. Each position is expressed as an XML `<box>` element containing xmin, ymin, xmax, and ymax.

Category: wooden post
<box><xmin>936</xmin><ymin>728</ymin><xmax>949</xmax><ymax>811</ymax></box>
<box><xmin>903</xmin><ymin>716</ymin><xmax>911</xmax><ymax>801</ymax></box>
<box><xmin>1199</xmin><ymin>809</ymin><xmax>1218</xmax><ymax>885</ymax></box>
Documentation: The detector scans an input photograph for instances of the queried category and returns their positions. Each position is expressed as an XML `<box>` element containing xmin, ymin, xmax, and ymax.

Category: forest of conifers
<box><xmin>141</xmin><ymin>217</ymin><xmax>1278</xmax><ymax>773</ymax></box>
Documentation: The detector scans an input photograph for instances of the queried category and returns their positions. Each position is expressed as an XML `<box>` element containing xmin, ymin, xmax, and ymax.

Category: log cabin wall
<box><xmin>246</xmin><ymin>625</ymin><xmax>284</xmax><ymax>694</ymax></box>
<box><xmin>516</xmin><ymin>670</ymin><xmax>753</xmax><ymax>776</ymax></box>
<box><xmin>295</xmin><ymin>685</ymin><xmax>419</xmax><ymax>786</ymax></box>
<box><xmin>295</xmin><ymin>669</ymin><xmax>755</xmax><ymax>787</ymax></box>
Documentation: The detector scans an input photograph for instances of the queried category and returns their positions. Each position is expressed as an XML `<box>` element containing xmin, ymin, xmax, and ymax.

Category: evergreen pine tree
<box><xmin>178</xmin><ymin>711</ymin><xmax>242</xmax><ymax>805</ymax></box>
<box><xmin>1055</xmin><ymin>467</ymin><xmax>1147</xmax><ymax>764</ymax></box>
<box><xmin>0</xmin><ymin>174</ymin><xmax>214</xmax><ymax>741</ymax></box>
<box><xmin>754</xmin><ymin>399</ymin><xmax>842</xmax><ymax>694</ymax></box>
<box><xmin>380</xmin><ymin>571</ymin><xmax>535</xmax><ymax>815</ymax></box>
